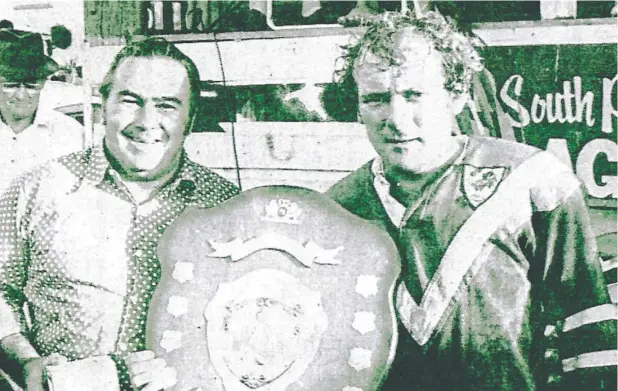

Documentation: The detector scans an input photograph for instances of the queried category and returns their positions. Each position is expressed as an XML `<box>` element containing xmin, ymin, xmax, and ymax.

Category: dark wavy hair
<box><xmin>336</xmin><ymin>9</ymin><xmax>484</xmax><ymax>96</ymax></box>
<box><xmin>99</xmin><ymin>37</ymin><xmax>201</xmax><ymax>131</ymax></box>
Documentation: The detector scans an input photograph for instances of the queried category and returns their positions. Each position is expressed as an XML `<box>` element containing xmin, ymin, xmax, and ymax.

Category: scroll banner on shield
<box><xmin>147</xmin><ymin>186</ymin><xmax>400</xmax><ymax>391</ymax></box>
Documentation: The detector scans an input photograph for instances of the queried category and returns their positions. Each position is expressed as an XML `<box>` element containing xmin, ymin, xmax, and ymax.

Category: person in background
<box><xmin>48</xmin><ymin>24</ymin><xmax>75</xmax><ymax>69</ymax></box>
<box><xmin>0</xmin><ymin>29</ymin><xmax>83</xmax><ymax>193</ymax></box>
<box><xmin>327</xmin><ymin>10</ymin><xmax>616</xmax><ymax>391</ymax></box>
<box><xmin>0</xmin><ymin>37</ymin><xmax>239</xmax><ymax>391</ymax></box>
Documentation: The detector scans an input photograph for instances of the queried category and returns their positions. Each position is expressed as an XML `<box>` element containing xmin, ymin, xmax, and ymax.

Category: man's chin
<box><xmin>117</xmin><ymin>159</ymin><xmax>165</xmax><ymax>180</ymax></box>
<box><xmin>122</xmin><ymin>151</ymin><xmax>166</xmax><ymax>169</ymax></box>
<box><xmin>7</xmin><ymin>108</ymin><xmax>35</xmax><ymax>119</ymax></box>
<box><xmin>382</xmin><ymin>153</ymin><xmax>424</xmax><ymax>174</ymax></box>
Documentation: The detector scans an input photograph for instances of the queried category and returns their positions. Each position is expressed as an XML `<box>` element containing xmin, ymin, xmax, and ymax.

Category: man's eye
<box><xmin>120</xmin><ymin>97</ymin><xmax>139</xmax><ymax>105</ymax></box>
<box><xmin>157</xmin><ymin>103</ymin><xmax>178</xmax><ymax>112</ymax></box>
<box><xmin>362</xmin><ymin>95</ymin><xmax>389</xmax><ymax>105</ymax></box>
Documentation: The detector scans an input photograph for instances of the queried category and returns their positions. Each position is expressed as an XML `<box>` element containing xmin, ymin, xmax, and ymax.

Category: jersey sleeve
<box><xmin>534</xmin><ymin>187</ymin><xmax>617</xmax><ymax>390</ymax></box>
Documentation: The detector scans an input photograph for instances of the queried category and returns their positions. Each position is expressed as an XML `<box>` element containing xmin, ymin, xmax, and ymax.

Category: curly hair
<box><xmin>336</xmin><ymin>9</ymin><xmax>484</xmax><ymax>96</ymax></box>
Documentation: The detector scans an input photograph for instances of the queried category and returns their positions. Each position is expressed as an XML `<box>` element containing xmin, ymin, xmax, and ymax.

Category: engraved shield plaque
<box><xmin>147</xmin><ymin>186</ymin><xmax>400</xmax><ymax>391</ymax></box>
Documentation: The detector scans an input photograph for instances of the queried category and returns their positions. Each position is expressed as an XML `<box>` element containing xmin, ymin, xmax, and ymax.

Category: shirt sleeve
<box><xmin>0</xmin><ymin>176</ymin><xmax>32</xmax><ymax>340</ymax></box>
<box><xmin>535</xmin><ymin>188</ymin><xmax>617</xmax><ymax>390</ymax></box>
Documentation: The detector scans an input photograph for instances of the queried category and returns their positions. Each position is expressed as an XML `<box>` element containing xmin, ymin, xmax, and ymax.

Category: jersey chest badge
<box><xmin>462</xmin><ymin>165</ymin><xmax>506</xmax><ymax>208</ymax></box>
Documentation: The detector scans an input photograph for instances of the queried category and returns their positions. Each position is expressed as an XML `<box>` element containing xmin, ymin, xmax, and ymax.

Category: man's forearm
<box><xmin>1</xmin><ymin>333</ymin><xmax>71</xmax><ymax>391</ymax></box>
<box><xmin>0</xmin><ymin>332</ymin><xmax>40</xmax><ymax>378</ymax></box>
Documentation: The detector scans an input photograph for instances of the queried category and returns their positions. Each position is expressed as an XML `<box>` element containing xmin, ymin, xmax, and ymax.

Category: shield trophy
<box><xmin>147</xmin><ymin>186</ymin><xmax>400</xmax><ymax>391</ymax></box>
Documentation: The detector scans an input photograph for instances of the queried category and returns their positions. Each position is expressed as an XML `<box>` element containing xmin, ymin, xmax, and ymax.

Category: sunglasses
<box><xmin>1</xmin><ymin>81</ymin><xmax>44</xmax><ymax>94</ymax></box>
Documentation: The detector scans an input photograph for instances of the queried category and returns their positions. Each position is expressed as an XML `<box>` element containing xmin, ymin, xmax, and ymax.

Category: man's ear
<box><xmin>450</xmin><ymin>92</ymin><xmax>469</xmax><ymax>116</ymax></box>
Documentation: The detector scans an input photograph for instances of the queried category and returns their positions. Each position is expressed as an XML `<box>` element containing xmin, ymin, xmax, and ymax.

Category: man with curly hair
<box><xmin>327</xmin><ymin>10</ymin><xmax>616</xmax><ymax>391</ymax></box>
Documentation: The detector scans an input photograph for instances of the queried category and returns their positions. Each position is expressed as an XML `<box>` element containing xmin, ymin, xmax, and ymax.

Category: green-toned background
<box><xmin>483</xmin><ymin>44</ymin><xmax>617</xmax><ymax>200</ymax></box>
<box><xmin>483</xmin><ymin>44</ymin><xmax>617</xmax><ymax>161</ymax></box>
<box><xmin>85</xmin><ymin>1</ymin><xmax>616</xmax><ymax>37</ymax></box>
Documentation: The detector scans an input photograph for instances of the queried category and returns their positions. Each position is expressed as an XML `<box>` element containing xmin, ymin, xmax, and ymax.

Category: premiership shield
<box><xmin>147</xmin><ymin>186</ymin><xmax>400</xmax><ymax>391</ymax></box>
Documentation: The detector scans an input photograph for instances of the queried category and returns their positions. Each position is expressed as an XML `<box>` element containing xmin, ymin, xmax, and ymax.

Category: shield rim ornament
<box><xmin>204</xmin><ymin>268</ymin><xmax>329</xmax><ymax>391</ymax></box>
<box><xmin>258</xmin><ymin>198</ymin><xmax>303</xmax><ymax>225</ymax></box>
<box><xmin>462</xmin><ymin>165</ymin><xmax>506</xmax><ymax>208</ymax></box>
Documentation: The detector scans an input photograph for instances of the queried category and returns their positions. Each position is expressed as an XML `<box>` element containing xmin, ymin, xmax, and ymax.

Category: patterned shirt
<box><xmin>0</xmin><ymin>145</ymin><xmax>239</xmax><ymax>389</ymax></box>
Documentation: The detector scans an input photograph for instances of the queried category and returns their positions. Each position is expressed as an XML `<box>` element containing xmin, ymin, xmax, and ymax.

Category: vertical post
<box><xmin>153</xmin><ymin>0</ymin><xmax>164</xmax><ymax>31</ymax></box>
<box><xmin>540</xmin><ymin>0</ymin><xmax>577</xmax><ymax>19</ymax></box>
<box><xmin>412</xmin><ymin>0</ymin><xmax>429</xmax><ymax>15</ymax></box>
<box><xmin>172</xmin><ymin>2</ymin><xmax>183</xmax><ymax>32</ymax></box>
<box><xmin>82</xmin><ymin>39</ymin><xmax>94</xmax><ymax>148</ymax></box>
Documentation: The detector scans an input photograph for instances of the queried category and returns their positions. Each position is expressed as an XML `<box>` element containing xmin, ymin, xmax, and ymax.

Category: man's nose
<box><xmin>135</xmin><ymin>102</ymin><xmax>161</xmax><ymax>131</ymax></box>
<box><xmin>14</xmin><ymin>84</ymin><xmax>29</xmax><ymax>99</ymax></box>
<box><xmin>388</xmin><ymin>94</ymin><xmax>416</xmax><ymax>132</ymax></box>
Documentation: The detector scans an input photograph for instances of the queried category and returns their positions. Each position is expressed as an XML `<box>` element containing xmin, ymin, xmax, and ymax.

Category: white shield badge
<box><xmin>205</xmin><ymin>268</ymin><xmax>328</xmax><ymax>391</ymax></box>
<box><xmin>462</xmin><ymin>165</ymin><xmax>506</xmax><ymax>208</ymax></box>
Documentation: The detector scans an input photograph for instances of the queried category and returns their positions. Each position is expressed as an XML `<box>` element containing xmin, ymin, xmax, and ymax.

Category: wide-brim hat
<box><xmin>0</xmin><ymin>29</ymin><xmax>58</xmax><ymax>81</ymax></box>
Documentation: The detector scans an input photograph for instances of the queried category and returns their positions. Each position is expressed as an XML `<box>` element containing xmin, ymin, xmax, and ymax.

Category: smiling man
<box><xmin>327</xmin><ymin>10</ymin><xmax>616</xmax><ymax>391</ymax></box>
<box><xmin>0</xmin><ymin>38</ymin><xmax>238</xmax><ymax>391</ymax></box>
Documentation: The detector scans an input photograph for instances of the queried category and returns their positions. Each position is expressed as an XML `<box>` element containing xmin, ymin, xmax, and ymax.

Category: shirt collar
<box><xmin>31</xmin><ymin>108</ymin><xmax>53</xmax><ymax>128</ymax></box>
<box><xmin>370</xmin><ymin>135</ymin><xmax>470</xmax><ymax>227</ymax></box>
<box><xmin>83</xmin><ymin>144</ymin><xmax>112</xmax><ymax>185</ymax></box>
<box><xmin>371</xmin><ymin>156</ymin><xmax>407</xmax><ymax>227</ymax></box>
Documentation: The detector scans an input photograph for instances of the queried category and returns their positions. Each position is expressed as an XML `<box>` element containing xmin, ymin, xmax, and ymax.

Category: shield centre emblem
<box><xmin>205</xmin><ymin>268</ymin><xmax>329</xmax><ymax>391</ymax></box>
<box><xmin>462</xmin><ymin>165</ymin><xmax>506</xmax><ymax>208</ymax></box>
